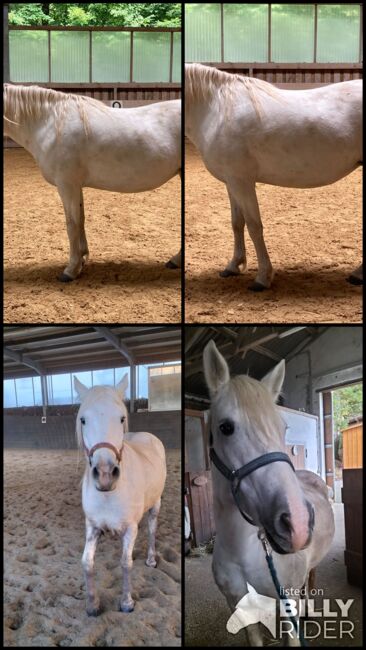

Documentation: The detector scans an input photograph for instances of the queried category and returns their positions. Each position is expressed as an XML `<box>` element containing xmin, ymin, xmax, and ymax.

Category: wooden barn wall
<box><xmin>212</xmin><ymin>63</ymin><xmax>363</xmax><ymax>88</ymax></box>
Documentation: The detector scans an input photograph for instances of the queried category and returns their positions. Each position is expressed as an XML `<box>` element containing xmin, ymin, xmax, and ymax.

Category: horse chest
<box><xmin>82</xmin><ymin>485</ymin><xmax>142</xmax><ymax>533</ymax></box>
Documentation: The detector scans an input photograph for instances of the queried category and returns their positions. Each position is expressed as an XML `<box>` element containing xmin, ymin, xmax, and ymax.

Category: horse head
<box><xmin>203</xmin><ymin>339</ymin><xmax>314</xmax><ymax>554</ymax></box>
<box><xmin>74</xmin><ymin>374</ymin><xmax>129</xmax><ymax>492</ymax></box>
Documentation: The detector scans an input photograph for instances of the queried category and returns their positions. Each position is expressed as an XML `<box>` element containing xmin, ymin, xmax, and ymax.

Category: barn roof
<box><xmin>185</xmin><ymin>325</ymin><xmax>329</xmax><ymax>403</ymax></box>
<box><xmin>4</xmin><ymin>326</ymin><xmax>181</xmax><ymax>378</ymax></box>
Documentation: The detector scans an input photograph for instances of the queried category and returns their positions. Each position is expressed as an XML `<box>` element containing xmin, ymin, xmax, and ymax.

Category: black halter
<box><xmin>209</xmin><ymin>444</ymin><xmax>295</xmax><ymax>526</ymax></box>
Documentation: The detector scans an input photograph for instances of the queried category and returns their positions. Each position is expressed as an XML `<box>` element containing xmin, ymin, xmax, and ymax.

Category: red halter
<box><xmin>83</xmin><ymin>440</ymin><xmax>123</xmax><ymax>465</ymax></box>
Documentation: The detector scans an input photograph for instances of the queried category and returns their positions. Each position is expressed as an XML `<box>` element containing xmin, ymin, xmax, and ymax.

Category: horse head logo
<box><xmin>227</xmin><ymin>583</ymin><xmax>277</xmax><ymax>638</ymax></box>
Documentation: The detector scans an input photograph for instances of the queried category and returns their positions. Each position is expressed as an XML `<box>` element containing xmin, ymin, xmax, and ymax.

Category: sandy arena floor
<box><xmin>4</xmin><ymin>150</ymin><xmax>181</xmax><ymax>324</ymax></box>
<box><xmin>185</xmin><ymin>141</ymin><xmax>362</xmax><ymax>324</ymax></box>
<box><xmin>4</xmin><ymin>448</ymin><xmax>181</xmax><ymax>647</ymax></box>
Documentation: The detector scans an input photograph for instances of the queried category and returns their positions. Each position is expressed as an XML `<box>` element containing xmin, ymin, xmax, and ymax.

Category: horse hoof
<box><xmin>346</xmin><ymin>275</ymin><xmax>363</xmax><ymax>286</ymax></box>
<box><xmin>219</xmin><ymin>269</ymin><xmax>239</xmax><ymax>278</ymax></box>
<box><xmin>86</xmin><ymin>606</ymin><xmax>101</xmax><ymax>617</ymax></box>
<box><xmin>248</xmin><ymin>281</ymin><xmax>267</xmax><ymax>292</ymax></box>
<box><xmin>58</xmin><ymin>272</ymin><xmax>74</xmax><ymax>283</ymax></box>
<box><xmin>165</xmin><ymin>260</ymin><xmax>178</xmax><ymax>269</ymax></box>
<box><xmin>145</xmin><ymin>559</ymin><xmax>157</xmax><ymax>568</ymax></box>
<box><xmin>120</xmin><ymin>602</ymin><xmax>134</xmax><ymax>613</ymax></box>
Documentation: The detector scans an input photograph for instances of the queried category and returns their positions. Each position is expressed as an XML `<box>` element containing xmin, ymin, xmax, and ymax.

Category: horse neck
<box><xmin>185</xmin><ymin>92</ymin><xmax>221</xmax><ymax>151</ymax></box>
<box><xmin>4</xmin><ymin>106</ymin><xmax>46</xmax><ymax>155</ymax></box>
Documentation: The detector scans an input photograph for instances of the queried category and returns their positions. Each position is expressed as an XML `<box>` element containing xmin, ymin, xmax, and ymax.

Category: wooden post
<box><xmin>48</xmin><ymin>29</ymin><xmax>51</xmax><ymax>83</ymax></box>
<box><xmin>169</xmin><ymin>30</ymin><xmax>173</xmax><ymax>82</ymax></box>
<box><xmin>130</xmin><ymin>365</ymin><xmax>136</xmax><ymax>413</ymax></box>
<box><xmin>359</xmin><ymin>3</ymin><xmax>362</xmax><ymax>64</ymax></box>
<box><xmin>41</xmin><ymin>375</ymin><xmax>48</xmax><ymax>419</ymax></box>
<box><xmin>220</xmin><ymin>3</ymin><xmax>224</xmax><ymax>62</ymax></box>
<box><xmin>89</xmin><ymin>29</ymin><xmax>92</xmax><ymax>82</ymax></box>
<box><xmin>322</xmin><ymin>390</ymin><xmax>334</xmax><ymax>491</ymax></box>
<box><xmin>130</xmin><ymin>30</ymin><xmax>133</xmax><ymax>82</ymax></box>
<box><xmin>4</xmin><ymin>3</ymin><xmax>10</xmax><ymax>82</ymax></box>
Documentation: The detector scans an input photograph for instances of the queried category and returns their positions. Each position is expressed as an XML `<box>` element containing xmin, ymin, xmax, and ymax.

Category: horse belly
<box><xmin>83</xmin><ymin>155</ymin><xmax>179</xmax><ymax>193</ymax></box>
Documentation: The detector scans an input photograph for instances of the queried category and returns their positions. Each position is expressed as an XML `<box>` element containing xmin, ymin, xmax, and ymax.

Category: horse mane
<box><xmin>185</xmin><ymin>63</ymin><xmax>284</xmax><ymax>118</ymax></box>
<box><xmin>227</xmin><ymin>374</ymin><xmax>286</xmax><ymax>447</ymax></box>
<box><xmin>3</xmin><ymin>83</ymin><xmax>110</xmax><ymax>136</ymax></box>
<box><xmin>75</xmin><ymin>385</ymin><xmax>129</xmax><ymax>453</ymax></box>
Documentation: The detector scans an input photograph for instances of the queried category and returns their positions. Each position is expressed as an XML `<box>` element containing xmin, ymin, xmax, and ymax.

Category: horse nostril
<box><xmin>92</xmin><ymin>467</ymin><xmax>99</xmax><ymax>479</ymax></box>
<box><xmin>279</xmin><ymin>511</ymin><xmax>292</xmax><ymax>534</ymax></box>
<box><xmin>112</xmin><ymin>466</ymin><xmax>120</xmax><ymax>479</ymax></box>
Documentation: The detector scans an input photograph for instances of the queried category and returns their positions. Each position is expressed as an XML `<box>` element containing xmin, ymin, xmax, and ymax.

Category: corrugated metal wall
<box><xmin>4</xmin><ymin>410</ymin><xmax>181</xmax><ymax>449</ymax></box>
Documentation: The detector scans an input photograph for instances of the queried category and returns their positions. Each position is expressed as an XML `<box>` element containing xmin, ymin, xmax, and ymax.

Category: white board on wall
<box><xmin>148</xmin><ymin>366</ymin><xmax>181</xmax><ymax>411</ymax></box>
<box><xmin>279</xmin><ymin>406</ymin><xmax>320</xmax><ymax>476</ymax></box>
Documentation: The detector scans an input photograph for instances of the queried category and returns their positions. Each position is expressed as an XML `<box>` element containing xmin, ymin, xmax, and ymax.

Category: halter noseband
<box><xmin>209</xmin><ymin>442</ymin><xmax>295</xmax><ymax>526</ymax></box>
<box><xmin>83</xmin><ymin>440</ymin><xmax>123</xmax><ymax>466</ymax></box>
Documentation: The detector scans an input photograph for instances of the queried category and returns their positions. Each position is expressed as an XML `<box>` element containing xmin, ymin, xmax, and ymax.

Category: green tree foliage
<box><xmin>9</xmin><ymin>3</ymin><xmax>182</xmax><ymax>27</ymax></box>
<box><xmin>333</xmin><ymin>383</ymin><xmax>362</xmax><ymax>436</ymax></box>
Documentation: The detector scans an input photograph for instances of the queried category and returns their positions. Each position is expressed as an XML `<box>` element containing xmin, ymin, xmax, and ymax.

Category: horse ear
<box><xmin>203</xmin><ymin>340</ymin><xmax>230</xmax><ymax>396</ymax></box>
<box><xmin>116</xmin><ymin>372</ymin><xmax>129</xmax><ymax>398</ymax></box>
<box><xmin>261</xmin><ymin>360</ymin><xmax>285</xmax><ymax>402</ymax></box>
<box><xmin>74</xmin><ymin>376</ymin><xmax>89</xmax><ymax>401</ymax></box>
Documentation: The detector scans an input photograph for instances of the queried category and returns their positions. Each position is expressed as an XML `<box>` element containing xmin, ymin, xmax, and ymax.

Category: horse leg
<box><xmin>79</xmin><ymin>189</ymin><xmax>89</xmax><ymax>264</ymax></box>
<box><xmin>81</xmin><ymin>521</ymin><xmax>101</xmax><ymax>616</ymax></box>
<box><xmin>220</xmin><ymin>189</ymin><xmax>247</xmax><ymax>277</ymax></box>
<box><xmin>146</xmin><ymin>498</ymin><xmax>161</xmax><ymax>568</ymax></box>
<box><xmin>347</xmin><ymin>263</ymin><xmax>363</xmax><ymax>285</ymax></box>
<box><xmin>57</xmin><ymin>183</ymin><xmax>84</xmax><ymax>281</ymax></box>
<box><xmin>166</xmin><ymin>249</ymin><xmax>181</xmax><ymax>269</ymax></box>
<box><xmin>166</xmin><ymin>169</ymin><xmax>182</xmax><ymax>268</ymax></box>
<box><xmin>120</xmin><ymin>522</ymin><xmax>138</xmax><ymax>612</ymax></box>
<box><xmin>227</xmin><ymin>179</ymin><xmax>274</xmax><ymax>290</ymax></box>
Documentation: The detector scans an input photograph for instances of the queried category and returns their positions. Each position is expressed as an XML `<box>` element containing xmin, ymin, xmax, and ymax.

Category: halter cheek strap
<box><xmin>209</xmin><ymin>443</ymin><xmax>295</xmax><ymax>525</ymax></box>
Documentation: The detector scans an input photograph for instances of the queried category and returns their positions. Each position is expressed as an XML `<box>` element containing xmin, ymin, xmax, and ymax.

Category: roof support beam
<box><xmin>93</xmin><ymin>326</ymin><xmax>135</xmax><ymax>366</ymax></box>
<box><xmin>251</xmin><ymin>344</ymin><xmax>282</xmax><ymax>362</ymax></box>
<box><xmin>4</xmin><ymin>347</ymin><xmax>44</xmax><ymax>375</ymax></box>
<box><xmin>185</xmin><ymin>327</ymin><xmax>205</xmax><ymax>353</ymax></box>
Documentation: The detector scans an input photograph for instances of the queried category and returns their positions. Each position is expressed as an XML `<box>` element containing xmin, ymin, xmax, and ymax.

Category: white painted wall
<box><xmin>280</xmin><ymin>406</ymin><xmax>319</xmax><ymax>475</ymax></box>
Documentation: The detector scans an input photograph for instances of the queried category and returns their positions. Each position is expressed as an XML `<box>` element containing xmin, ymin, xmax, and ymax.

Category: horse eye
<box><xmin>219</xmin><ymin>420</ymin><xmax>234</xmax><ymax>436</ymax></box>
<box><xmin>80</xmin><ymin>417</ymin><xmax>86</xmax><ymax>425</ymax></box>
<box><xmin>120</xmin><ymin>416</ymin><xmax>125</xmax><ymax>423</ymax></box>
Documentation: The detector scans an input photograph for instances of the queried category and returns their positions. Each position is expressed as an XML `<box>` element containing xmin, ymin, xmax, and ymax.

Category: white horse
<box><xmin>203</xmin><ymin>340</ymin><xmax>335</xmax><ymax>646</ymax></box>
<box><xmin>74</xmin><ymin>374</ymin><xmax>166</xmax><ymax>615</ymax></box>
<box><xmin>186</xmin><ymin>64</ymin><xmax>362</xmax><ymax>290</ymax></box>
<box><xmin>4</xmin><ymin>83</ymin><xmax>181</xmax><ymax>281</ymax></box>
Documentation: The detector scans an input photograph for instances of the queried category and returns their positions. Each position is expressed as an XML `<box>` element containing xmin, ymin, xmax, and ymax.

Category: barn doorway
<box><xmin>320</xmin><ymin>381</ymin><xmax>363</xmax><ymax>589</ymax></box>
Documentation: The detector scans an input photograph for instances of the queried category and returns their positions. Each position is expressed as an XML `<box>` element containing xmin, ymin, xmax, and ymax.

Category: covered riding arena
<box><xmin>184</xmin><ymin>3</ymin><xmax>362</xmax><ymax>323</ymax></box>
<box><xmin>3</xmin><ymin>5</ymin><xmax>181</xmax><ymax>323</ymax></box>
<box><xmin>184</xmin><ymin>325</ymin><xmax>363</xmax><ymax>646</ymax></box>
<box><xmin>4</xmin><ymin>326</ymin><xmax>182</xmax><ymax>647</ymax></box>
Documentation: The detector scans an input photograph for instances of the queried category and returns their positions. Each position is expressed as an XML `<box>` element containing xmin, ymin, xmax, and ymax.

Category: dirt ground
<box><xmin>185</xmin><ymin>141</ymin><xmax>362</xmax><ymax>324</ymax></box>
<box><xmin>4</xmin><ymin>150</ymin><xmax>181</xmax><ymax>324</ymax></box>
<box><xmin>4</xmin><ymin>448</ymin><xmax>181</xmax><ymax>647</ymax></box>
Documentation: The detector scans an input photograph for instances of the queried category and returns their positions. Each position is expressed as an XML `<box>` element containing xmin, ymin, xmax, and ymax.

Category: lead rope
<box><xmin>258</xmin><ymin>529</ymin><xmax>306</xmax><ymax>647</ymax></box>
